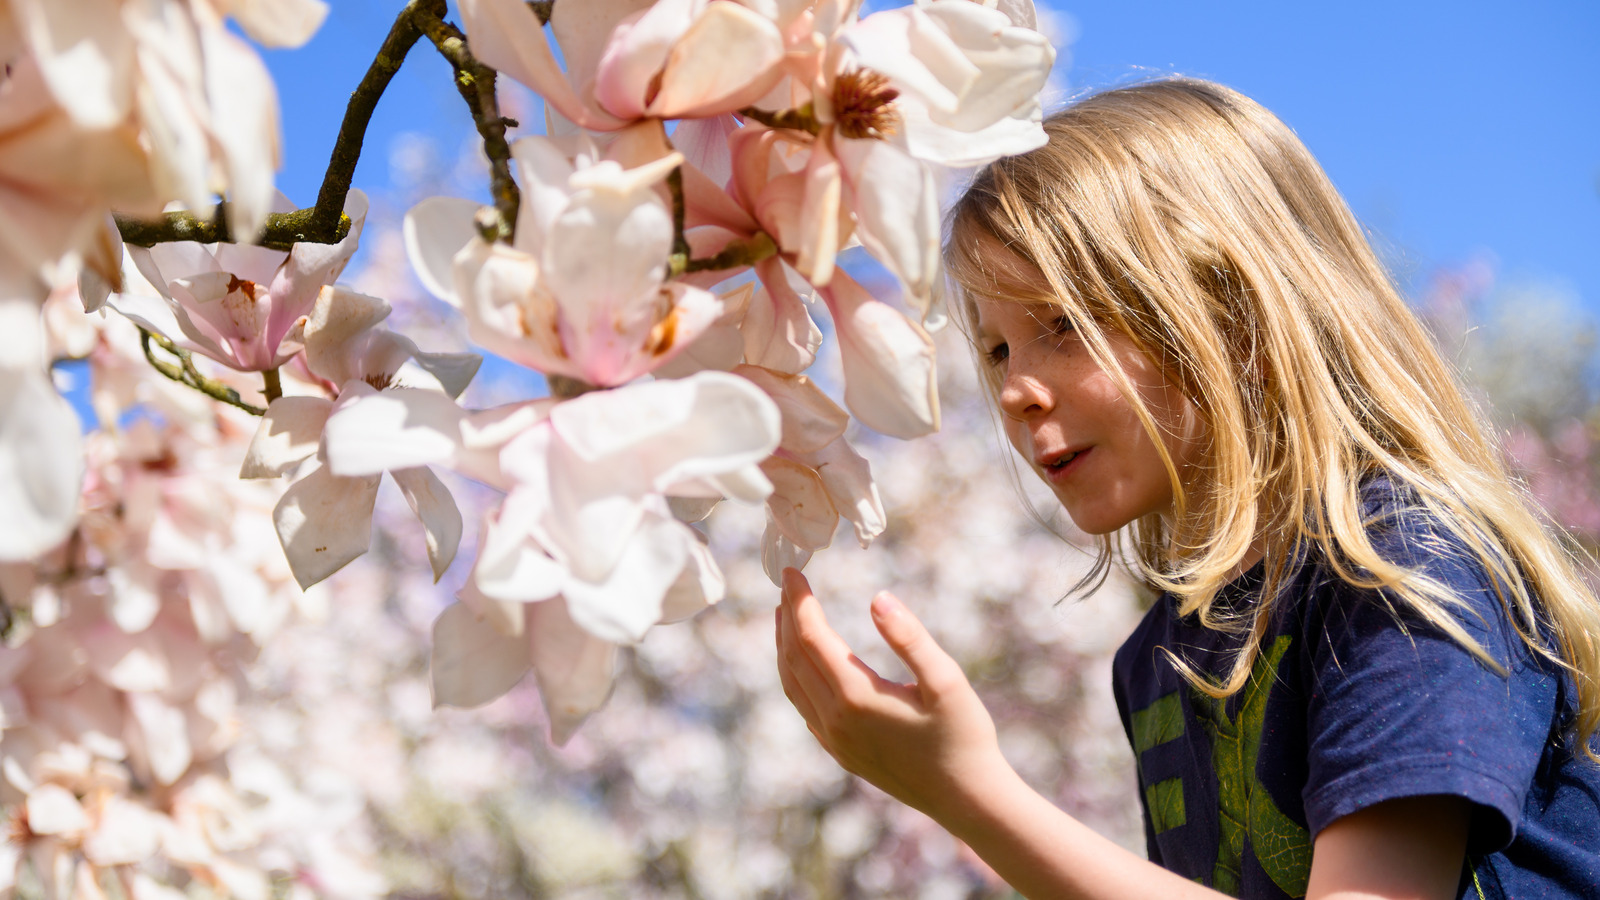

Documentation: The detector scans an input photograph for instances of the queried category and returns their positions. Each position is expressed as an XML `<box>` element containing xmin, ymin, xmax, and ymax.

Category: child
<box><xmin>774</xmin><ymin>78</ymin><xmax>1600</xmax><ymax>899</ymax></box>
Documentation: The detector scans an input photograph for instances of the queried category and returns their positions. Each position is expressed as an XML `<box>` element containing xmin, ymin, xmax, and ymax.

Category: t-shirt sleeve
<box><xmin>1299</xmin><ymin>516</ymin><xmax>1560</xmax><ymax>853</ymax></box>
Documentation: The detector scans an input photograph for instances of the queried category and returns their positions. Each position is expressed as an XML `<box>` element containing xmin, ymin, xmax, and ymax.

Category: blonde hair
<box><xmin>944</xmin><ymin>77</ymin><xmax>1600</xmax><ymax>755</ymax></box>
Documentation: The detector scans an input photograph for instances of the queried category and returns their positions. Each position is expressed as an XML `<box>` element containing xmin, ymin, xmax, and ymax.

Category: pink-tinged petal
<box><xmin>899</xmin><ymin>102</ymin><xmax>1047</xmax><ymax>168</ymax></box>
<box><xmin>550</xmin><ymin>370</ymin><xmax>781</xmax><ymax>492</ymax></box>
<box><xmin>461</xmin><ymin>0</ymin><xmax>624</xmax><ymax>130</ymax></box>
<box><xmin>734</xmin><ymin>364</ymin><xmax>847</xmax><ymax>453</ymax></box>
<box><xmin>391</xmin><ymin>466</ymin><xmax>463</xmax><ymax>582</ymax></box>
<box><xmin>272</xmin><ymin>462</ymin><xmax>380</xmax><ymax>589</ymax></box>
<box><xmin>404</xmin><ymin>196</ymin><xmax>483</xmax><ymax>305</ymax></box>
<box><xmin>430</xmin><ymin>601</ymin><xmax>530</xmax><ymax>709</ymax></box>
<box><xmin>322</xmin><ymin>385</ymin><xmax>465</xmax><ymax>477</ymax></box>
<box><xmin>10</xmin><ymin>0</ymin><xmax>132</xmax><ymax>128</ymax></box>
<box><xmin>510</xmin><ymin>136</ymin><xmax>577</xmax><ymax>262</ymax></box>
<box><xmin>673</xmin><ymin>114</ymin><xmax>740</xmax><ymax>189</ymax></box>
<box><xmin>591</xmin><ymin>0</ymin><xmax>699</xmax><ymax>119</ymax></box>
<box><xmin>25</xmin><ymin>783</ymin><xmax>88</xmax><ymax>837</ymax></box>
<box><xmin>610</xmin><ymin>281</ymin><xmax>728</xmax><ymax>382</ymax></box>
<box><xmin>916</xmin><ymin>0</ymin><xmax>1053</xmax><ymax>133</ymax></box>
<box><xmin>761</xmin><ymin>456</ymin><xmax>838</xmax><ymax>550</ymax></box>
<box><xmin>472</xmin><ymin>488</ymin><xmax>566</xmax><ymax>605</ymax></box>
<box><xmin>661</xmin><ymin>533</ymin><xmax>724</xmax><ymax>622</ymax></box>
<box><xmin>795</xmin><ymin>139</ymin><xmax>843</xmax><ymax>286</ymax></box>
<box><xmin>410</xmin><ymin>350</ymin><xmax>482</xmax><ymax>400</ymax></box>
<box><xmin>457</xmin><ymin>400</ymin><xmax>555</xmax><ymax>490</ymax></box>
<box><xmin>705</xmin><ymin>465</ymin><xmax>775</xmax><ymax>505</ymax></box>
<box><xmin>745</xmin><ymin>257</ymin><xmax>823</xmax><ymax>373</ymax></box>
<box><xmin>528</xmin><ymin>597</ymin><xmax>618</xmax><ymax>745</ymax></box>
<box><xmin>836</xmin><ymin>136</ymin><xmax>940</xmax><ymax>316</ymax></box>
<box><xmin>82</xmin><ymin>794</ymin><xmax>161</xmax><ymax>866</ymax></box>
<box><xmin>994</xmin><ymin>0</ymin><xmax>1040</xmax><ymax>30</ymax></box>
<box><xmin>652</xmin><ymin>282</ymin><xmax>753</xmax><ymax>379</ymax></box>
<box><xmin>0</xmin><ymin>366</ymin><xmax>82</xmax><ymax>561</ymax></box>
<box><xmin>819</xmin><ymin>269</ymin><xmax>940</xmax><ymax>439</ymax></box>
<box><xmin>452</xmin><ymin>237</ymin><xmax>582</xmax><ymax>380</ymax></box>
<box><xmin>666</xmin><ymin>496</ymin><xmax>719</xmax><ymax>523</ymax></box>
<box><xmin>202</xmin><ymin>26</ymin><xmax>281</xmax><ymax>240</ymax></box>
<box><xmin>267</xmin><ymin>189</ymin><xmax>369</xmax><ymax>347</ymax></box>
<box><xmin>301</xmin><ymin>286</ymin><xmax>391</xmax><ymax>385</ymax></box>
<box><xmin>240</xmin><ymin>396</ymin><xmax>332</xmax><ymax>479</ymax></box>
<box><xmin>648</xmin><ymin>3</ymin><xmax>786</xmax><ymax>118</ymax></box>
<box><xmin>127</xmin><ymin>692</ymin><xmax>190</xmax><ymax>785</ymax></box>
<box><xmin>753</xmin><ymin>170</ymin><xmax>805</xmax><ymax>256</ymax></box>
<box><xmin>791</xmin><ymin>436</ymin><xmax>885</xmax><ymax>546</ymax></box>
<box><xmin>226</xmin><ymin>0</ymin><xmax>329</xmax><ymax>48</ymax></box>
<box><xmin>560</xmin><ymin>513</ymin><xmax>690</xmax><ymax>644</ymax></box>
<box><xmin>839</xmin><ymin>6</ymin><xmax>978</xmax><ymax>114</ymax></box>
<box><xmin>759</xmin><ymin>513</ymin><xmax>812</xmax><ymax>586</ymax></box>
<box><xmin>540</xmin><ymin>436</ymin><xmax>648</xmax><ymax>581</ymax></box>
<box><xmin>457</xmin><ymin>574</ymin><xmax>526</xmax><ymax>639</ymax></box>
<box><xmin>550</xmin><ymin>0</ymin><xmax>655</xmax><ymax>117</ymax></box>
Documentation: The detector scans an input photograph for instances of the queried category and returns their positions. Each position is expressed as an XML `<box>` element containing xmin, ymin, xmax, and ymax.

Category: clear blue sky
<box><xmin>263</xmin><ymin>0</ymin><xmax>1599</xmax><ymax>304</ymax></box>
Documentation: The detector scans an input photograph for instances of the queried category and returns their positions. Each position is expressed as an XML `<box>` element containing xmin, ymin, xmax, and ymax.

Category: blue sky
<box><xmin>263</xmin><ymin>1</ymin><xmax>1598</xmax><ymax>304</ymax></box>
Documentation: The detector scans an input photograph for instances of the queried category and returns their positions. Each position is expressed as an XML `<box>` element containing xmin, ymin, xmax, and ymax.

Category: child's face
<box><xmin>973</xmin><ymin>289</ymin><xmax>1205</xmax><ymax>536</ymax></box>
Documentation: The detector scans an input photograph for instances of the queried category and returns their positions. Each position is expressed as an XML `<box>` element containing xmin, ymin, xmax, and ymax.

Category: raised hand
<box><xmin>774</xmin><ymin>567</ymin><xmax>1011</xmax><ymax>823</ymax></box>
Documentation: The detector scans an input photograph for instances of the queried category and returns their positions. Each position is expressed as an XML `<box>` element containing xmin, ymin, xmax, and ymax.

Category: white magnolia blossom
<box><xmin>240</xmin><ymin>286</ymin><xmax>481</xmax><ymax>589</ymax></box>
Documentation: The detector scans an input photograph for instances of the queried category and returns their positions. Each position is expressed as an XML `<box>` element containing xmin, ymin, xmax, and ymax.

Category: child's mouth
<box><xmin>1043</xmin><ymin>449</ymin><xmax>1082</xmax><ymax>475</ymax></box>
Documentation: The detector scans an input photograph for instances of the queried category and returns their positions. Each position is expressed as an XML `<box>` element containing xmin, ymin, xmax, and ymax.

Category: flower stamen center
<box><xmin>832</xmin><ymin>69</ymin><xmax>899</xmax><ymax>141</ymax></box>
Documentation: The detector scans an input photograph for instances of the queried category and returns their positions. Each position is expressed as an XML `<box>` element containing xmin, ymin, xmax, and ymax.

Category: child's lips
<box><xmin>1038</xmin><ymin>447</ymin><xmax>1089</xmax><ymax>481</ymax></box>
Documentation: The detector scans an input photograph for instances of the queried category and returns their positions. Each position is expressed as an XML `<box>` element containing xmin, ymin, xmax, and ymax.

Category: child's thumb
<box><xmin>871</xmin><ymin>591</ymin><xmax>961</xmax><ymax>696</ymax></box>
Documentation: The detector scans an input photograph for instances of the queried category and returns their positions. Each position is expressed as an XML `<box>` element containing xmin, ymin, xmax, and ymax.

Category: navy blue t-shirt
<box><xmin>1111</xmin><ymin>481</ymin><xmax>1600</xmax><ymax>898</ymax></box>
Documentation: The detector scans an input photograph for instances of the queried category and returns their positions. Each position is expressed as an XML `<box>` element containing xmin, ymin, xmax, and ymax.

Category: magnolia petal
<box><xmin>302</xmin><ymin>286</ymin><xmax>391</xmax><ymax>386</ymax></box>
<box><xmin>918</xmin><ymin>0</ymin><xmax>1054</xmax><ymax>133</ymax></box>
<box><xmin>661</xmin><ymin>533</ymin><xmax>724</xmax><ymax>623</ymax></box>
<box><xmin>792</xmin><ymin>437</ymin><xmax>886</xmax><ymax>546</ymax></box>
<box><xmin>652</xmin><ymin>281</ymin><xmax>751</xmax><ymax>378</ymax></box>
<box><xmin>900</xmin><ymin>102</ymin><xmax>1048</xmax><ymax>168</ymax></box>
<box><xmin>673</xmin><ymin>114</ymin><xmax>740</xmax><ymax>189</ymax></box>
<box><xmin>392</xmin><ymin>466</ymin><xmax>463</xmax><ymax>582</ymax></box>
<box><xmin>649</xmin><ymin>2</ymin><xmax>786</xmax><ymax>119</ymax></box>
<box><xmin>666</xmin><ymin>496</ymin><xmax>720</xmax><ymax>523</ymax></box>
<box><xmin>706</xmin><ymin>466</ymin><xmax>775</xmax><ymax>505</ymax></box>
<box><xmin>836</xmin><ymin>136</ymin><xmax>940</xmax><ymax>316</ymax></box>
<box><xmin>456</xmin><ymin>400</ymin><xmax>555</xmax><ymax>490</ymax></box>
<box><xmin>839</xmin><ymin>6</ymin><xmax>978</xmax><ymax>115</ymax></box>
<box><xmin>127</xmin><ymin>692</ymin><xmax>190</xmax><ymax>786</ymax></box>
<box><xmin>560</xmin><ymin>513</ymin><xmax>689</xmax><ymax>645</ymax></box>
<box><xmin>273</xmin><ymin>463</ymin><xmax>380</xmax><ymax>589</ymax></box>
<box><xmin>430</xmin><ymin>601</ymin><xmax>531</xmax><ymax>709</ymax></box>
<box><xmin>240</xmin><ymin>396</ymin><xmax>332</xmax><ymax>479</ymax></box>
<box><xmin>550</xmin><ymin>0</ymin><xmax>655</xmax><ymax>118</ymax></box>
<box><xmin>227</xmin><ymin>0</ymin><xmax>329</xmax><ymax>48</ymax></box>
<box><xmin>761</xmin><ymin>457</ymin><xmax>838</xmax><ymax>551</ymax></box>
<box><xmin>461</xmin><ymin>0</ymin><xmax>624</xmax><ymax>130</ymax></box>
<box><xmin>458</xmin><ymin>571</ymin><xmax>526</xmax><ymax>638</ymax></box>
<box><xmin>11</xmin><ymin>0</ymin><xmax>132</xmax><ymax>129</ymax></box>
<box><xmin>473</xmin><ymin>483</ymin><xmax>567</xmax><ymax>606</ymax></box>
<box><xmin>745</xmin><ymin>257</ymin><xmax>822</xmax><ymax>374</ymax></box>
<box><xmin>404</xmin><ymin>196</ymin><xmax>483</xmax><ymax>305</ymax></box>
<box><xmin>411</xmin><ymin>350</ymin><xmax>482</xmax><ymax>400</ymax></box>
<box><xmin>510</xmin><ymin>136</ymin><xmax>577</xmax><ymax>263</ymax></box>
<box><xmin>795</xmin><ymin>140</ymin><xmax>842</xmax><ymax>287</ymax></box>
<box><xmin>591</xmin><ymin>0</ymin><xmax>697</xmax><ymax>119</ymax></box>
<box><xmin>202</xmin><ymin>26</ymin><xmax>281</xmax><ymax>241</ymax></box>
<box><xmin>994</xmin><ymin>0</ymin><xmax>1040</xmax><ymax>30</ymax></box>
<box><xmin>452</xmin><ymin>237</ymin><xmax>582</xmax><ymax>380</ymax></box>
<box><xmin>82</xmin><ymin>794</ymin><xmax>161</xmax><ymax>866</ymax></box>
<box><xmin>271</xmin><ymin>190</ymin><xmax>369</xmax><ymax>346</ymax></box>
<box><xmin>819</xmin><ymin>270</ymin><xmax>940</xmax><ymax>439</ymax></box>
<box><xmin>734</xmin><ymin>364</ymin><xmax>848</xmax><ymax>454</ymax></box>
<box><xmin>0</xmin><ymin>367</ymin><xmax>82</xmax><ymax>560</ymax></box>
<box><xmin>528</xmin><ymin>597</ymin><xmax>618</xmax><ymax>745</ymax></box>
<box><xmin>26</xmin><ymin>783</ymin><xmax>88</xmax><ymax>837</ymax></box>
<box><xmin>759</xmin><ymin>513</ymin><xmax>813</xmax><ymax>586</ymax></box>
<box><xmin>550</xmin><ymin>370</ymin><xmax>781</xmax><ymax>492</ymax></box>
<box><xmin>322</xmin><ymin>385</ymin><xmax>465</xmax><ymax>477</ymax></box>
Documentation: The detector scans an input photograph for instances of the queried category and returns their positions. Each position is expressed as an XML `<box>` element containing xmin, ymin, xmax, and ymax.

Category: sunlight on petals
<box><xmin>430</xmin><ymin>601</ymin><xmax>531</xmax><ymax>709</ymax></box>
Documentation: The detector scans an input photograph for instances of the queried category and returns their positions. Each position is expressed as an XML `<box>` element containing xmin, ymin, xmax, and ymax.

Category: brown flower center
<box><xmin>832</xmin><ymin>68</ymin><xmax>900</xmax><ymax>141</ymax></box>
<box><xmin>363</xmin><ymin>372</ymin><xmax>394</xmax><ymax>391</ymax></box>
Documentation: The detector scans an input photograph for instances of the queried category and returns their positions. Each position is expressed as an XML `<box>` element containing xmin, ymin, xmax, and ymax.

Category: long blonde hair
<box><xmin>944</xmin><ymin>77</ymin><xmax>1600</xmax><ymax>755</ymax></box>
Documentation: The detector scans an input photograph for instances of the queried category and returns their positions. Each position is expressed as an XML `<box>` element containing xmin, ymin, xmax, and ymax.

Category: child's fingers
<box><xmin>777</xmin><ymin>590</ymin><xmax>843</xmax><ymax>714</ymax></box>
<box><xmin>780</xmin><ymin>568</ymin><xmax>866</xmax><ymax>697</ymax></box>
<box><xmin>775</xmin><ymin>607</ymin><xmax>823</xmax><ymax>727</ymax></box>
<box><xmin>870</xmin><ymin>591</ymin><xmax>966</xmax><ymax>700</ymax></box>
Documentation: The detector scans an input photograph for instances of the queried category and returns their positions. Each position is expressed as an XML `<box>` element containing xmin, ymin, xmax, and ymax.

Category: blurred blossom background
<box><xmin>36</xmin><ymin>1</ymin><xmax>1599</xmax><ymax>897</ymax></box>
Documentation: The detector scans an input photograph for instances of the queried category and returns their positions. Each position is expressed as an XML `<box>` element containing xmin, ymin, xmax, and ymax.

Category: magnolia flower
<box><xmin>241</xmin><ymin>286</ymin><xmax>480</xmax><ymax>589</ymax></box>
<box><xmin>108</xmin><ymin>190</ymin><xmax>368</xmax><ymax>373</ymax></box>
<box><xmin>0</xmin><ymin>292</ymin><xmax>83</xmax><ymax>561</ymax></box>
<box><xmin>407</xmin><ymin>133</ymin><xmax>722</xmax><ymax>387</ymax></box>
<box><xmin>5</xmin><ymin>0</ymin><xmax>320</xmax><ymax>236</ymax></box>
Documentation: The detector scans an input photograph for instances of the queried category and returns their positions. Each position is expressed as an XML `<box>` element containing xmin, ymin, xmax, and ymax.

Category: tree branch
<box><xmin>668</xmin><ymin>232</ymin><xmax>778</xmax><ymax>279</ymax></box>
<box><xmin>140</xmin><ymin>328</ymin><xmax>266</xmax><ymax>416</ymax></box>
<box><xmin>738</xmin><ymin>104</ymin><xmax>820</xmax><ymax>135</ymax></box>
<box><xmin>527</xmin><ymin>1</ymin><xmax>553</xmax><ymax>24</ymax></box>
<box><xmin>666</xmin><ymin>167</ymin><xmax>691</xmax><ymax>262</ymax></box>
<box><xmin>417</xmin><ymin>10</ymin><xmax>521</xmax><ymax>242</ymax></box>
<box><xmin>115</xmin><ymin>207</ymin><xmax>351</xmax><ymax>252</ymax></box>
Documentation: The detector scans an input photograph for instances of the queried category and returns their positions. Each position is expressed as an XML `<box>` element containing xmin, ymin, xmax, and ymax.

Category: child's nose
<box><xmin>1000</xmin><ymin>370</ymin><xmax>1053</xmax><ymax>420</ymax></box>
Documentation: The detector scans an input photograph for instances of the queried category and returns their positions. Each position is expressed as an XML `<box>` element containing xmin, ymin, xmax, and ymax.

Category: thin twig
<box><xmin>738</xmin><ymin>104</ymin><xmax>821</xmax><ymax>135</ymax></box>
<box><xmin>666</xmin><ymin>167</ymin><xmax>691</xmax><ymax>261</ymax></box>
<box><xmin>668</xmin><ymin>232</ymin><xmax>778</xmax><ymax>279</ymax></box>
<box><xmin>417</xmin><ymin>10</ymin><xmax>521</xmax><ymax>241</ymax></box>
<box><xmin>547</xmin><ymin>375</ymin><xmax>599</xmax><ymax>401</ymax></box>
<box><xmin>115</xmin><ymin>207</ymin><xmax>351</xmax><ymax>252</ymax></box>
<box><xmin>262</xmin><ymin>368</ymin><xmax>283</xmax><ymax>404</ymax></box>
<box><xmin>139</xmin><ymin>328</ymin><xmax>266</xmax><ymax>416</ymax></box>
<box><xmin>527</xmin><ymin>1</ymin><xmax>553</xmax><ymax>24</ymax></box>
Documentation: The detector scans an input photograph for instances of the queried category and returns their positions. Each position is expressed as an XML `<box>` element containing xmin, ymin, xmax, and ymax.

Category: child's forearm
<box><xmin>933</xmin><ymin>760</ymin><xmax>1224</xmax><ymax>900</ymax></box>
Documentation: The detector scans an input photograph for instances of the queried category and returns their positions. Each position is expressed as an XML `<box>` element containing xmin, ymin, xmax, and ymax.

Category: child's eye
<box><xmin>985</xmin><ymin>342</ymin><xmax>1010</xmax><ymax>366</ymax></box>
<box><xmin>1049</xmin><ymin>315</ymin><xmax>1075</xmax><ymax>336</ymax></box>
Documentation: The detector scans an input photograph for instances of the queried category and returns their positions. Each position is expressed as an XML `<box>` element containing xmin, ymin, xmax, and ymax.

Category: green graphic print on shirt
<box><xmin>1189</xmin><ymin>635</ymin><xmax>1311</xmax><ymax>897</ymax></box>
